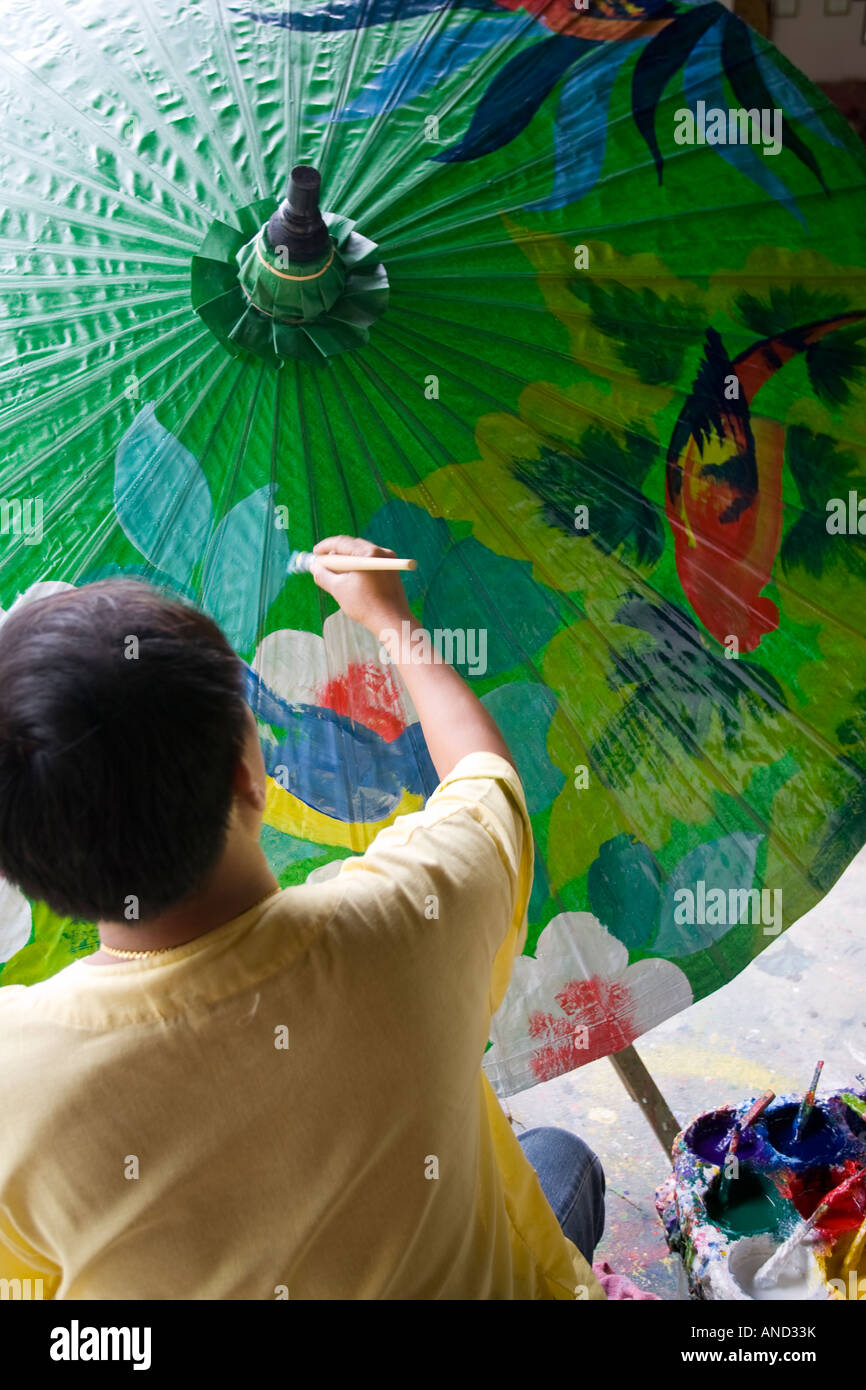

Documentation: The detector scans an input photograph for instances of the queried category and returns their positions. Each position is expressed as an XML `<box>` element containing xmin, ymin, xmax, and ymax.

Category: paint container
<box><xmin>658</xmin><ymin>1087</ymin><xmax>866</xmax><ymax>1300</ymax></box>
<box><xmin>684</xmin><ymin>1108</ymin><xmax>765</xmax><ymax>1167</ymax></box>
<box><xmin>704</xmin><ymin>1169</ymin><xmax>788</xmax><ymax>1239</ymax></box>
<box><xmin>763</xmin><ymin>1100</ymin><xmax>845</xmax><ymax>1170</ymax></box>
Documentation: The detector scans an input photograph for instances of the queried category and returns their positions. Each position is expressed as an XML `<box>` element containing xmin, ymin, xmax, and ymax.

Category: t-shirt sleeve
<box><xmin>334</xmin><ymin>750</ymin><xmax>533</xmax><ymax>1014</ymax></box>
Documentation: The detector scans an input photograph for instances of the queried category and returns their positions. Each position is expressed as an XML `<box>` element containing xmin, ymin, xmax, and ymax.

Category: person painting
<box><xmin>0</xmin><ymin>536</ymin><xmax>606</xmax><ymax>1300</ymax></box>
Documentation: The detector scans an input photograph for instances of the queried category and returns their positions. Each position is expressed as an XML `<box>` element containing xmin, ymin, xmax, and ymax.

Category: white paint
<box><xmin>725</xmin><ymin>1233</ymin><xmax>829</xmax><ymax>1300</ymax></box>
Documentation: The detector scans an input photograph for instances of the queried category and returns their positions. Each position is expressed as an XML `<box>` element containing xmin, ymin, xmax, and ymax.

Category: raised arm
<box><xmin>311</xmin><ymin>535</ymin><xmax>515</xmax><ymax>782</ymax></box>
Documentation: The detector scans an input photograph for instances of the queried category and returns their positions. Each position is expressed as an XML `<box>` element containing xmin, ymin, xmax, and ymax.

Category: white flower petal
<box><xmin>0</xmin><ymin>878</ymin><xmax>33</xmax><ymax>962</ymax></box>
<box><xmin>484</xmin><ymin>912</ymin><xmax>693</xmax><ymax>1095</ymax></box>
<box><xmin>253</xmin><ymin>629</ymin><xmax>327</xmax><ymax>705</ymax></box>
<box><xmin>0</xmin><ymin>580</ymin><xmax>76</xmax><ymax>626</ymax></box>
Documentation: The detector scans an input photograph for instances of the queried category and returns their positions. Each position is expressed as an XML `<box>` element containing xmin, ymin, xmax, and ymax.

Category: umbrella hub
<box><xmin>238</xmin><ymin>166</ymin><xmax>347</xmax><ymax>325</ymax></box>
<box><xmin>191</xmin><ymin>166</ymin><xmax>389</xmax><ymax>365</ymax></box>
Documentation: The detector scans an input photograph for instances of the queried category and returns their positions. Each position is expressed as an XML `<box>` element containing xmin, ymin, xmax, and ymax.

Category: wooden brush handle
<box><xmin>315</xmin><ymin>555</ymin><xmax>417</xmax><ymax>572</ymax></box>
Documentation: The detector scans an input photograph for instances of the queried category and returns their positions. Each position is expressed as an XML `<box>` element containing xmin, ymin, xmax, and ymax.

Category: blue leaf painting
<box><xmin>201</xmin><ymin>484</ymin><xmax>289</xmax><ymax>651</ymax></box>
<box><xmin>682</xmin><ymin>24</ymin><xmax>804</xmax><ymax>226</ymax></box>
<box><xmin>655</xmin><ymin>832</ymin><xmax>764</xmax><ymax>956</ymax></box>
<box><xmin>328</xmin><ymin>17</ymin><xmax>520</xmax><ymax>121</ymax></box>
<box><xmin>114</xmin><ymin>404</ymin><xmax>213</xmax><ymax>586</ymax></box>
<box><xmin>434</xmin><ymin>34</ymin><xmax>590</xmax><ymax>164</ymax></box>
<box><xmin>527</xmin><ymin>41</ymin><xmax>643</xmax><ymax>212</ymax></box>
<box><xmin>750</xmin><ymin>39</ymin><xmax>844</xmax><ymax>152</ymax></box>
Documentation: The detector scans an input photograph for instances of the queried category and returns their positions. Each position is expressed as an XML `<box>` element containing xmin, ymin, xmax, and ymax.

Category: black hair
<box><xmin>0</xmin><ymin>579</ymin><xmax>249</xmax><ymax>923</ymax></box>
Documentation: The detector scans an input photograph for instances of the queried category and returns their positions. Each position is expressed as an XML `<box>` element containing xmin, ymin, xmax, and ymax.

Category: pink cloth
<box><xmin>592</xmin><ymin>1259</ymin><xmax>661</xmax><ymax>1300</ymax></box>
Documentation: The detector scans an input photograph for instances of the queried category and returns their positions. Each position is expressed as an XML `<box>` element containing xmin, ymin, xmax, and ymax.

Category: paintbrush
<box><xmin>753</xmin><ymin>1166</ymin><xmax>866</xmax><ymax>1291</ymax></box>
<box><xmin>288</xmin><ymin>550</ymin><xmax>417</xmax><ymax>574</ymax></box>
<box><xmin>719</xmin><ymin>1090</ymin><xmax>775</xmax><ymax>1200</ymax></box>
<box><xmin>794</xmin><ymin>1060</ymin><xmax>824</xmax><ymax>1140</ymax></box>
<box><xmin>740</xmin><ymin>1088</ymin><xmax>775</xmax><ymax>1131</ymax></box>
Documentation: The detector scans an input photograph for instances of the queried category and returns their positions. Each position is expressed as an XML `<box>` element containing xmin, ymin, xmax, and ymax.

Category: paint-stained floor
<box><xmin>503</xmin><ymin>845</ymin><xmax>866</xmax><ymax>1299</ymax></box>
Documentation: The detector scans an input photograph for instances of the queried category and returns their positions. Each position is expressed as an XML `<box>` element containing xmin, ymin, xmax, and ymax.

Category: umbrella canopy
<box><xmin>1</xmin><ymin>0</ymin><xmax>866</xmax><ymax>1096</ymax></box>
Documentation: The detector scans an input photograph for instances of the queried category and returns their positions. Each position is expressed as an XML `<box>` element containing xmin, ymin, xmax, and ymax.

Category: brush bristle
<box><xmin>287</xmin><ymin>550</ymin><xmax>313</xmax><ymax>575</ymax></box>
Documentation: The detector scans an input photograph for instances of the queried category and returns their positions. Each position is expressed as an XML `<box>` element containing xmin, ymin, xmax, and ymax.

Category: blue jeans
<box><xmin>517</xmin><ymin>1126</ymin><xmax>606</xmax><ymax>1263</ymax></box>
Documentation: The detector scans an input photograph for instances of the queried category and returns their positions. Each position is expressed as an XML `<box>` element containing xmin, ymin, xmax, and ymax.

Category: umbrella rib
<box><xmin>134</xmin><ymin>0</ymin><xmax>256</xmax><ymax>213</ymax></box>
<box><xmin>205</xmin><ymin>0</ymin><xmax>269</xmax><ymax>199</ymax></box>
<box><xmin>383</xmin><ymin>169</ymin><xmax>866</xmax><ymax>257</ymax></box>
<box><xmin>284</xmin><ymin>0</ymin><xmax>297</xmax><ymax>189</ymax></box>
<box><xmin>0</xmin><ymin>307</ymin><xmax>204</xmax><ymax>436</ymax></box>
<box><xmin>1</xmin><ymin>189</ymin><xmax>199</xmax><ymax>254</ymax></box>
<box><xmin>0</xmin><ymin>47</ymin><xmax>203</xmax><ymax>224</ymax></box>
<box><xmin>312</xmin><ymin>355</ymin><xmax>430</xmax><ymax>827</ymax></box>
<box><xmin>0</xmin><ymin>136</ymin><xmax>203</xmax><ymax>245</ymax></box>
<box><xmin>315</xmin><ymin>0</ymin><xmax>381</xmax><ymax>187</ymax></box>
<box><xmin>0</xmin><ymin>335</ymin><xmax>237</xmax><ymax>587</ymax></box>
<box><xmin>293</xmin><ymin>365</ymin><xmax>369</xmax><ymax>855</ymax></box>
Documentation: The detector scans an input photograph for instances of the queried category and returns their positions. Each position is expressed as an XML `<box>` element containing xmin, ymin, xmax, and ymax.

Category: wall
<box><xmin>771</xmin><ymin>0</ymin><xmax>866</xmax><ymax>81</ymax></box>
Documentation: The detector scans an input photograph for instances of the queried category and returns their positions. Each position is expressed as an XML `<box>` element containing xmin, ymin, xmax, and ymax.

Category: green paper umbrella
<box><xmin>1</xmin><ymin>0</ymin><xmax>866</xmax><ymax>1098</ymax></box>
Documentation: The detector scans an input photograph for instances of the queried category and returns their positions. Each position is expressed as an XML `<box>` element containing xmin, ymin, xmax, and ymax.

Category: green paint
<box><xmin>706</xmin><ymin>1172</ymin><xmax>790</xmax><ymax>1239</ymax></box>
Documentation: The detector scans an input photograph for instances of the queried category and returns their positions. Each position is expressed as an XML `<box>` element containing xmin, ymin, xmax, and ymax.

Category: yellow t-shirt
<box><xmin>0</xmin><ymin>751</ymin><xmax>604</xmax><ymax>1301</ymax></box>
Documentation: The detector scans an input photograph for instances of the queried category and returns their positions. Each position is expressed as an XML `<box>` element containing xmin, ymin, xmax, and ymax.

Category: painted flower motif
<box><xmin>484</xmin><ymin>912</ymin><xmax>692</xmax><ymax>1092</ymax></box>
<box><xmin>0</xmin><ymin>875</ymin><xmax>32</xmax><ymax>963</ymax></box>
<box><xmin>253</xmin><ymin>609</ymin><xmax>418</xmax><ymax>742</ymax></box>
<box><xmin>114</xmin><ymin>404</ymin><xmax>289</xmax><ymax>653</ymax></box>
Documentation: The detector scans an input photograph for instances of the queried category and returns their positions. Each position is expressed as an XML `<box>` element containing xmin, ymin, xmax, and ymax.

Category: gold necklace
<box><xmin>98</xmin><ymin>887</ymin><xmax>280</xmax><ymax>959</ymax></box>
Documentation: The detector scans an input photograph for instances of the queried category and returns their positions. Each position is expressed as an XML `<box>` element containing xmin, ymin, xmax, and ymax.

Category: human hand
<box><xmin>311</xmin><ymin>536</ymin><xmax>412</xmax><ymax>635</ymax></box>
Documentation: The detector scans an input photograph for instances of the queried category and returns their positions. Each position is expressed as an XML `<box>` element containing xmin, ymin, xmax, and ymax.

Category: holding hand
<box><xmin>310</xmin><ymin>536</ymin><xmax>411</xmax><ymax>636</ymax></box>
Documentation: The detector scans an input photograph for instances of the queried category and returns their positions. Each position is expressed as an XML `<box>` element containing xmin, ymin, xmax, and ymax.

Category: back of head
<box><xmin>0</xmin><ymin>579</ymin><xmax>248</xmax><ymax>923</ymax></box>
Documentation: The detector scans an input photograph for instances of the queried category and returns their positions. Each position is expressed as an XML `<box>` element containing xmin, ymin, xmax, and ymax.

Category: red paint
<box><xmin>788</xmin><ymin>1162</ymin><xmax>866</xmax><ymax>1234</ymax></box>
<box><xmin>319</xmin><ymin>661</ymin><xmax>406</xmax><ymax>742</ymax></box>
<box><xmin>527</xmin><ymin>975</ymin><xmax>637</xmax><ymax>1080</ymax></box>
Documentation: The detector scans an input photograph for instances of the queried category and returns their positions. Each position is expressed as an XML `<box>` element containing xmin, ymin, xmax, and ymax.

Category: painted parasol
<box><xmin>1</xmin><ymin>0</ymin><xmax>866</xmax><ymax>1100</ymax></box>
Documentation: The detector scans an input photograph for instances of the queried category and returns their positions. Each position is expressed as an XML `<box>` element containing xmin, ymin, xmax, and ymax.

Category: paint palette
<box><xmin>656</xmin><ymin>1087</ymin><xmax>866</xmax><ymax>1300</ymax></box>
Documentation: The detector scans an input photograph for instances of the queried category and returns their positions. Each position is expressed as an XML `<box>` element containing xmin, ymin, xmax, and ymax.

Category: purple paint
<box><xmin>765</xmin><ymin>1101</ymin><xmax>844</xmax><ymax>1166</ymax></box>
<box><xmin>686</xmin><ymin>1109</ymin><xmax>762</xmax><ymax>1165</ymax></box>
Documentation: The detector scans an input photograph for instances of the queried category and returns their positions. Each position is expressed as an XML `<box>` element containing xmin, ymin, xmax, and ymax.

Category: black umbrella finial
<box><xmin>265</xmin><ymin>165</ymin><xmax>331</xmax><ymax>263</ymax></box>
